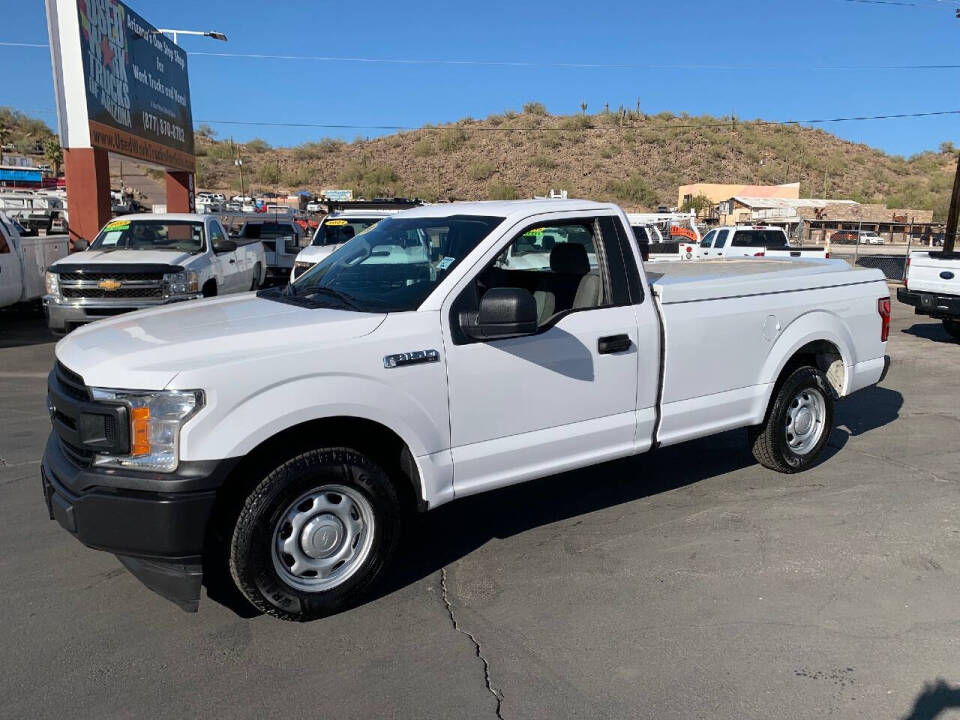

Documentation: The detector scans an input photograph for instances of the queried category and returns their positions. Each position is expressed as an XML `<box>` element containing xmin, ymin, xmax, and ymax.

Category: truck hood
<box><xmin>51</xmin><ymin>249</ymin><xmax>198</xmax><ymax>269</ymax></box>
<box><xmin>55</xmin><ymin>293</ymin><xmax>387</xmax><ymax>389</ymax></box>
<box><xmin>296</xmin><ymin>245</ymin><xmax>340</xmax><ymax>264</ymax></box>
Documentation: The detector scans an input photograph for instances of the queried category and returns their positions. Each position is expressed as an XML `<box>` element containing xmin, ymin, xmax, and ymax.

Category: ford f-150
<box><xmin>40</xmin><ymin>199</ymin><xmax>890</xmax><ymax>620</ymax></box>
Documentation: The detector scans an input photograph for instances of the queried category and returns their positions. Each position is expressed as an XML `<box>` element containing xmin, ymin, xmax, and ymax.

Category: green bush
<box><xmin>523</xmin><ymin>102</ymin><xmax>548</xmax><ymax>116</ymax></box>
<box><xmin>529</xmin><ymin>154</ymin><xmax>557</xmax><ymax>170</ymax></box>
<box><xmin>439</xmin><ymin>127</ymin><xmax>468</xmax><ymax>152</ymax></box>
<box><xmin>413</xmin><ymin>139</ymin><xmax>435</xmax><ymax>157</ymax></box>
<box><xmin>256</xmin><ymin>163</ymin><xmax>281</xmax><ymax>185</ymax></box>
<box><xmin>560</xmin><ymin>115</ymin><xmax>593</xmax><ymax>131</ymax></box>
<box><xmin>487</xmin><ymin>182</ymin><xmax>519</xmax><ymax>200</ymax></box>
<box><xmin>606</xmin><ymin>174</ymin><xmax>658</xmax><ymax>207</ymax></box>
<box><xmin>467</xmin><ymin>160</ymin><xmax>495</xmax><ymax>181</ymax></box>
<box><xmin>245</xmin><ymin>138</ymin><xmax>271</xmax><ymax>153</ymax></box>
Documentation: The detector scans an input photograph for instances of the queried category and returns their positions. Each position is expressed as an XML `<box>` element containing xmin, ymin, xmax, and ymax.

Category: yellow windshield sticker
<box><xmin>105</xmin><ymin>221</ymin><xmax>129</xmax><ymax>230</ymax></box>
<box><xmin>524</xmin><ymin>227</ymin><xmax>546</xmax><ymax>236</ymax></box>
<box><xmin>325</xmin><ymin>219</ymin><xmax>348</xmax><ymax>226</ymax></box>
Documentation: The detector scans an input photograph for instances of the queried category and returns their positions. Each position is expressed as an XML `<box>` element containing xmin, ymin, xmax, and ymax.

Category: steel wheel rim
<box><xmin>271</xmin><ymin>484</ymin><xmax>375</xmax><ymax>592</ymax></box>
<box><xmin>784</xmin><ymin>387</ymin><xmax>826</xmax><ymax>456</ymax></box>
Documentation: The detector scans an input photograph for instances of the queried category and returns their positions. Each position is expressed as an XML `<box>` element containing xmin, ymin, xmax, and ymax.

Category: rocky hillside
<box><xmin>196</xmin><ymin>105</ymin><xmax>957</xmax><ymax>217</ymax></box>
<box><xmin>5</xmin><ymin>105</ymin><xmax>955</xmax><ymax>217</ymax></box>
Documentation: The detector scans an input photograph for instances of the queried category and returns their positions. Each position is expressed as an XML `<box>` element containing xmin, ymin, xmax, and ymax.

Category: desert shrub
<box><xmin>523</xmin><ymin>102</ymin><xmax>548</xmax><ymax>116</ymax></box>
<box><xmin>245</xmin><ymin>138</ymin><xmax>271</xmax><ymax>153</ymax></box>
<box><xmin>560</xmin><ymin>115</ymin><xmax>593</xmax><ymax>131</ymax></box>
<box><xmin>413</xmin><ymin>139</ymin><xmax>435</xmax><ymax>157</ymax></box>
<box><xmin>529</xmin><ymin>154</ymin><xmax>557</xmax><ymax>170</ymax></box>
<box><xmin>467</xmin><ymin>160</ymin><xmax>495</xmax><ymax>181</ymax></box>
<box><xmin>439</xmin><ymin>127</ymin><xmax>468</xmax><ymax>152</ymax></box>
<box><xmin>487</xmin><ymin>182</ymin><xmax>519</xmax><ymax>200</ymax></box>
<box><xmin>606</xmin><ymin>174</ymin><xmax>658</xmax><ymax>207</ymax></box>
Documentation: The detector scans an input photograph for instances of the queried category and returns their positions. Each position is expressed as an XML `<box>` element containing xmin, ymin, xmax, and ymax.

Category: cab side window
<box><xmin>477</xmin><ymin>220</ymin><xmax>604</xmax><ymax>327</ymax></box>
<box><xmin>209</xmin><ymin>222</ymin><xmax>228</xmax><ymax>252</ymax></box>
<box><xmin>714</xmin><ymin>229</ymin><xmax>729</xmax><ymax>248</ymax></box>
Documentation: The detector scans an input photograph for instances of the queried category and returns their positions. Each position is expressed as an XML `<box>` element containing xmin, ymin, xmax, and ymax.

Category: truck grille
<box><xmin>61</xmin><ymin>286</ymin><xmax>163</xmax><ymax>299</ymax></box>
<box><xmin>55</xmin><ymin>362</ymin><xmax>88</xmax><ymax>401</ymax></box>
<box><xmin>58</xmin><ymin>273</ymin><xmax>165</xmax><ymax>301</ymax></box>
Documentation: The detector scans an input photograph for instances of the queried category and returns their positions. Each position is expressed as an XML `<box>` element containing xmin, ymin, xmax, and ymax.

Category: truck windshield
<box><xmin>287</xmin><ymin>214</ymin><xmax>503</xmax><ymax>312</ymax></box>
<box><xmin>314</xmin><ymin>217</ymin><xmax>383</xmax><ymax>246</ymax></box>
<box><xmin>90</xmin><ymin>220</ymin><xmax>205</xmax><ymax>253</ymax></box>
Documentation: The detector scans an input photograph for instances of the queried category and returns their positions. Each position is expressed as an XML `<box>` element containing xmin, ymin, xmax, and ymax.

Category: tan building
<box><xmin>678</xmin><ymin>182</ymin><xmax>799</xmax><ymax>209</ymax></box>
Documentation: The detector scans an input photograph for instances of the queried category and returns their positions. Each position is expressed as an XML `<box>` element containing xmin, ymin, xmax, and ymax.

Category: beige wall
<box><xmin>678</xmin><ymin>182</ymin><xmax>800</xmax><ymax>208</ymax></box>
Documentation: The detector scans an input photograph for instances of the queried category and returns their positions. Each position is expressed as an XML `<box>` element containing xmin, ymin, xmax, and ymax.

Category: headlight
<box><xmin>45</xmin><ymin>271</ymin><xmax>59</xmax><ymax>296</ymax></box>
<box><xmin>293</xmin><ymin>261</ymin><xmax>314</xmax><ymax>279</ymax></box>
<box><xmin>163</xmin><ymin>270</ymin><xmax>199</xmax><ymax>296</ymax></box>
<box><xmin>90</xmin><ymin>388</ymin><xmax>204</xmax><ymax>472</ymax></box>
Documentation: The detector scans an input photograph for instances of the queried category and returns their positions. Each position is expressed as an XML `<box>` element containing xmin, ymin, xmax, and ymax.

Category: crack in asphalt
<box><xmin>440</xmin><ymin>568</ymin><xmax>504</xmax><ymax>720</ymax></box>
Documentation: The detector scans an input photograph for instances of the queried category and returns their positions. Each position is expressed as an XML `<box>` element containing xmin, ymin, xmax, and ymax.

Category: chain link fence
<box><xmin>831</xmin><ymin>251</ymin><xmax>909</xmax><ymax>281</ymax></box>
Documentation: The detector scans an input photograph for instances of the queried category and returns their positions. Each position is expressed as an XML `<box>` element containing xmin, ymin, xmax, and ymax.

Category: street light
<box><xmin>155</xmin><ymin>29</ymin><xmax>228</xmax><ymax>45</ymax></box>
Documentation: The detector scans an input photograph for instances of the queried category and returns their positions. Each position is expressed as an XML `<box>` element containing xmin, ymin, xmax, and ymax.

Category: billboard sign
<box><xmin>322</xmin><ymin>189</ymin><xmax>354</xmax><ymax>201</ymax></box>
<box><xmin>46</xmin><ymin>0</ymin><xmax>195</xmax><ymax>172</ymax></box>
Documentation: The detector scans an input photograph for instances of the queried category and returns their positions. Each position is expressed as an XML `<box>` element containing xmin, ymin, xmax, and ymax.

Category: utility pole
<box><xmin>942</xmin><ymin>150</ymin><xmax>960</xmax><ymax>255</ymax></box>
<box><xmin>232</xmin><ymin>137</ymin><xmax>245</xmax><ymax>199</ymax></box>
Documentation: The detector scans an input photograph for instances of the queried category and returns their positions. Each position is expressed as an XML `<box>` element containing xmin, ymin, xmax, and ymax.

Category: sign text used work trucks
<box><xmin>41</xmin><ymin>200</ymin><xmax>890</xmax><ymax>619</ymax></box>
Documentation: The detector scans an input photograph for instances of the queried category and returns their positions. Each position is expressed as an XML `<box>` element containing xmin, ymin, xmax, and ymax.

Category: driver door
<box><xmin>441</xmin><ymin>213</ymin><xmax>645</xmax><ymax>498</ymax></box>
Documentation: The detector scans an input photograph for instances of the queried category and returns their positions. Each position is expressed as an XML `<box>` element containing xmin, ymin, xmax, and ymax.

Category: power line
<box><xmin>4</xmin><ymin>41</ymin><xmax>960</xmax><ymax>72</ymax></box>
<box><xmin>194</xmin><ymin>109</ymin><xmax>960</xmax><ymax>132</ymax></box>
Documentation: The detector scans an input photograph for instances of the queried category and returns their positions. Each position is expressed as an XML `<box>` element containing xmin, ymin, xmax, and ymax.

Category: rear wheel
<box><xmin>750</xmin><ymin>366</ymin><xmax>834</xmax><ymax>473</ymax></box>
<box><xmin>250</xmin><ymin>263</ymin><xmax>262</xmax><ymax>291</ymax></box>
<box><xmin>229</xmin><ymin>447</ymin><xmax>401</xmax><ymax>621</ymax></box>
<box><xmin>943</xmin><ymin>319</ymin><xmax>960</xmax><ymax>341</ymax></box>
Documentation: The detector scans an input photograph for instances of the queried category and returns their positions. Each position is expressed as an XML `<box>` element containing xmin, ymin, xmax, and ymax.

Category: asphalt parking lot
<box><xmin>1</xmin><ymin>290</ymin><xmax>958</xmax><ymax>720</ymax></box>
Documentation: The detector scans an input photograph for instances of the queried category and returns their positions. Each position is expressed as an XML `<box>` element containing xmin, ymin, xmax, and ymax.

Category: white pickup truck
<box><xmin>0</xmin><ymin>212</ymin><xmax>69</xmax><ymax>310</ymax></box>
<box><xmin>291</xmin><ymin>209</ymin><xmax>396</xmax><ymax>281</ymax></box>
<box><xmin>897</xmin><ymin>250</ymin><xmax>960</xmax><ymax>340</ymax></box>
<box><xmin>698</xmin><ymin>226</ymin><xmax>828</xmax><ymax>260</ymax></box>
<box><xmin>43</xmin><ymin>214</ymin><xmax>266</xmax><ymax>333</ymax></box>
<box><xmin>40</xmin><ymin>199</ymin><xmax>890</xmax><ymax>620</ymax></box>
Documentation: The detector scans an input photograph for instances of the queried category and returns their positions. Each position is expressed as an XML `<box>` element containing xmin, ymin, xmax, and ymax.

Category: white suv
<box><xmin>290</xmin><ymin>210</ymin><xmax>399</xmax><ymax>281</ymax></box>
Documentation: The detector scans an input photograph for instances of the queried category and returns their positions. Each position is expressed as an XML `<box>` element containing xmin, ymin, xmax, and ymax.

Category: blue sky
<box><xmin>2</xmin><ymin>0</ymin><xmax>960</xmax><ymax>156</ymax></box>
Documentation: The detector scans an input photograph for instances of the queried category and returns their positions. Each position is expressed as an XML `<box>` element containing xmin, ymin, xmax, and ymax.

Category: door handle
<box><xmin>229</xmin><ymin>258</ymin><xmax>236</xmax><ymax>264</ymax></box>
<box><xmin>598</xmin><ymin>334</ymin><xmax>632</xmax><ymax>354</ymax></box>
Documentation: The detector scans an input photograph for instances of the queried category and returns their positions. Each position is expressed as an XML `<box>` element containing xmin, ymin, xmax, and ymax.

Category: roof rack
<box><xmin>323</xmin><ymin>197</ymin><xmax>424</xmax><ymax>213</ymax></box>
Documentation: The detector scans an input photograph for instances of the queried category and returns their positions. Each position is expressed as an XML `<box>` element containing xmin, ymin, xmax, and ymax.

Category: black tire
<box><xmin>229</xmin><ymin>447</ymin><xmax>400</xmax><ymax>621</ymax></box>
<box><xmin>749</xmin><ymin>366</ymin><xmax>835</xmax><ymax>473</ymax></box>
<box><xmin>943</xmin><ymin>319</ymin><xmax>960</xmax><ymax>341</ymax></box>
<box><xmin>250</xmin><ymin>263</ymin><xmax>262</xmax><ymax>291</ymax></box>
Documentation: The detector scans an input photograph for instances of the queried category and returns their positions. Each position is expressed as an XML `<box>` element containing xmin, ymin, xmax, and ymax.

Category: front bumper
<box><xmin>41</xmin><ymin>432</ymin><xmax>235</xmax><ymax>611</ymax></box>
<box><xmin>896</xmin><ymin>287</ymin><xmax>960</xmax><ymax>319</ymax></box>
<box><xmin>43</xmin><ymin>294</ymin><xmax>202</xmax><ymax>331</ymax></box>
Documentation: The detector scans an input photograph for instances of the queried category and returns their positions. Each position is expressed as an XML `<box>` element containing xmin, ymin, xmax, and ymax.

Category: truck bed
<box><xmin>647</xmin><ymin>258</ymin><xmax>880</xmax><ymax>304</ymax></box>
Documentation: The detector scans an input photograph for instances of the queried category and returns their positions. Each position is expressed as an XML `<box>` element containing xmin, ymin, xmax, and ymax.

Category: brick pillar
<box><xmin>63</xmin><ymin>147</ymin><xmax>111</xmax><ymax>250</ymax></box>
<box><xmin>165</xmin><ymin>171</ymin><xmax>195</xmax><ymax>213</ymax></box>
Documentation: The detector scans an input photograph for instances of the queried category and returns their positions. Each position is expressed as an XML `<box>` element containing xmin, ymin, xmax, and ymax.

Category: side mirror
<box><xmin>465</xmin><ymin>287</ymin><xmax>538</xmax><ymax>340</ymax></box>
<box><xmin>214</xmin><ymin>239</ymin><xmax>237</xmax><ymax>253</ymax></box>
<box><xmin>73</xmin><ymin>238</ymin><xmax>88</xmax><ymax>251</ymax></box>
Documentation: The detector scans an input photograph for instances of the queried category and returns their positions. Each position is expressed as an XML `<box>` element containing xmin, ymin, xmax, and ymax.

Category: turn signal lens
<box><xmin>130</xmin><ymin>407</ymin><xmax>150</xmax><ymax>456</ymax></box>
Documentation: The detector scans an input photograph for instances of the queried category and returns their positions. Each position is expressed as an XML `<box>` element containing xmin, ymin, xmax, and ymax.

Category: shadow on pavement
<box><xmin>0</xmin><ymin>307</ymin><xmax>55</xmax><ymax>349</ymax></box>
<box><xmin>901</xmin><ymin>679</ymin><xmax>960</xmax><ymax>720</ymax></box>
<box><xmin>901</xmin><ymin>322</ymin><xmax>958</xmax><ymax>346</ymax></box>
<box><xmin>205</xmin><ymin>384</ymin><xmax>903</xmax><ymax>619</ymax></box>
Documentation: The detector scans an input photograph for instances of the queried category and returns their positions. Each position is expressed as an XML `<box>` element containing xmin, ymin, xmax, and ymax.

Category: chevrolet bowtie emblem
<box><xmin>98</xmin><ymin>279</ymin><xmax>122</xmax><ymax>291</ymax></box>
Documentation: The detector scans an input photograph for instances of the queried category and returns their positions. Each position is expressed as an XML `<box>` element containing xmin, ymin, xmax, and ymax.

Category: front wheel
<box><xmin>749</xmin><ymin>366</ymin><xmax>835</xmax><ymax>473</ymax></box>
<box><xmin>229</xmin><ymin>447</ymin><xmax>400</xmax><ymax>621</ymax></box>
<box><xmin>943</xmin><ymin>319</ymin><xmax>960</xmax><ymax>341</ymax></box>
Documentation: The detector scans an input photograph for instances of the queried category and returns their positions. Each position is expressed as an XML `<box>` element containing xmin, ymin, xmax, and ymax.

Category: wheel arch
<box><xmin>755</xmin><ymin>311</ymin><xmax>855</xmax><ymax>424</ymax></box>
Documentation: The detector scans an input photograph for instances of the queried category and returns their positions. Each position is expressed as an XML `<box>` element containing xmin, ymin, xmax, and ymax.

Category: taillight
<box><xmin>878</xmin><ymin>297</ymin><xmax>891</xmax><ymax>342</ymax></box>
<box><xmin>825</xmin><ymin>252</ymin><xmax>830</xmax><ymax>259</ymax></box>
<box><xmin>904</xmin><ymin>255</ymin><xmax>910</xmax><ymax>290</ymax></box>
<box><xmin>753</xmin><ymin>251</ymin><xmax>765</xmax><ymax>257</ymax></box>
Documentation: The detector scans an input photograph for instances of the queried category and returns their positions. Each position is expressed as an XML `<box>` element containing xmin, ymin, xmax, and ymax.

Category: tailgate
<box><xmin>908</xmin><ymin>253</ymin><xmax>960</xmax><ymax>295</ymax></box>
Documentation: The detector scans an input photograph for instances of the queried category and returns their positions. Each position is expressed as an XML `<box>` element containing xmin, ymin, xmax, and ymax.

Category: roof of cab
<box><xmin>392</xmin><ymin>198</ymin><xmax>619</xmax><ymax>221</ymax></box>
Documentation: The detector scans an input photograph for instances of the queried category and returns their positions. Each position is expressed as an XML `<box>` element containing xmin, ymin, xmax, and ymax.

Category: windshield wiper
<box><xmin>298</xmin><ymin>286</ymin><xmax>361</xmax><ymax>310</ymax></box>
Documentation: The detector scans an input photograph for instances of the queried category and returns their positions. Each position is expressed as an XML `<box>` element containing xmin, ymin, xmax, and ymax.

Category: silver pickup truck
<box><xmin>43</xmin><ymin>213</ymin><xmax>266</xmax><ymax>333</ymax></box>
